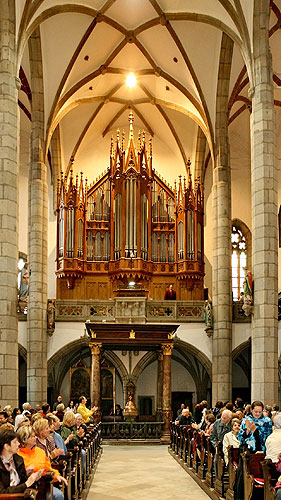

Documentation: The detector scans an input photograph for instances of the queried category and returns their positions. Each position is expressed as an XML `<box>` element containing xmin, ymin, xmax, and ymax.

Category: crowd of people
<box><xmin>0</xmin><ymin>395</ymin><xmax>98</xmax><ymax>497</ymax></box>
<box><xmin>175</xmin><ymin>398</ymin><xmax>281</xmax><ymax>499</ymax></box>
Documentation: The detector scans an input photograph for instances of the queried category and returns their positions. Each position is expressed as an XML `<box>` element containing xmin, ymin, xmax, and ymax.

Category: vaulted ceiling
<box><xmin>17</xmin><ymin>0</ymin><xmax>281</xmax><ymax>187</ymax></box>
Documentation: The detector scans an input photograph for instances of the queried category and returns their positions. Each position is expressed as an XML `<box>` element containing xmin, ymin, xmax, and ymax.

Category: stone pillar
<box><xmin>27</xmin><ymin>30</ymin><xmax>48</xmax><ymax>405</ymax></box>
<box><xmin>89</xmin><ymin>341</ymin><xmax>102</xmax><ymax>422</ymax></box>
<box><xmin>0</xmin><ymin>0</ymin><xmax>19</xmax><ymax>407</ymax></box>
<box><xmin>156</xmin><ymin>350</ymin><xmax>164</xmax><ymax>421</ymax></box>
<box><xmin>250</xmin><ymin>1</ymin><xmax>278</xmax><ymax>404</ymax></box>
<box><xmin>161</xmin><ymin>343</ymin><xmax>173</xmax><ymax>435</ymax></box>
<box><xmin>212</xmin><ymin>34</ymin><xmax>234</xmax><ymax>405</ymax></box>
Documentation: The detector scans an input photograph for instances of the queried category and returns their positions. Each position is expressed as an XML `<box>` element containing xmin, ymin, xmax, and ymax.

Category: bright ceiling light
<box><xmin>126</xmin><ymin>73</ymin><xmax>137</xmax><ymax>88</ymax></box>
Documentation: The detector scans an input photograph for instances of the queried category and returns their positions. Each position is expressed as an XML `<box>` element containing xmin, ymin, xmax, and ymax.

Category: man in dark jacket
<box><xmin>175</xmin><ymin>408</ymin><xmax>194</xmax><ymax>425</ymax></box>
<box><xmin>210</xmin><ymin>409</ymin><xmax>232</xmax><ymax>477</ymax></box>
<box><xmin>0</xmin><ymin>429</ymin><xmax>42</xmax><ymax>493</ymax></box>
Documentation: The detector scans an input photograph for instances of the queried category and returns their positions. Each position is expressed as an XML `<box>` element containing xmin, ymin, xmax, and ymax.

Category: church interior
<box><xmin>1</xmin><ymin>0</ymin><xmax>281</xmax><ymax>421</ymax></box>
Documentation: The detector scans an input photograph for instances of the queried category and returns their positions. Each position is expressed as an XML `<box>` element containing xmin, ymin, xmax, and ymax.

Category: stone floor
<box><xmin>89</xmin><ymin>445</ymin><xmax>210</xmax><ymax>499</ymax></box>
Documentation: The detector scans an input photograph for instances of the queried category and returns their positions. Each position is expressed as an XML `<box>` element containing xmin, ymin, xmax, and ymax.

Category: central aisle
<box><xmin>89</xmin><ymin>445</ymin><xmax>210</xmax><ymax>499</ymax></box>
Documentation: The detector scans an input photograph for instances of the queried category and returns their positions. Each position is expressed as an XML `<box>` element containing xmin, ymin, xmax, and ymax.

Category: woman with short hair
<box><xmin>222</xmin><ymin>418</ymin><xmax>240</xmax><ymax>465</ymax></box>
<box><xmin>17</xmin><ymin>425</ymin><xmax>67</xmax><ymax>500</ymax></box>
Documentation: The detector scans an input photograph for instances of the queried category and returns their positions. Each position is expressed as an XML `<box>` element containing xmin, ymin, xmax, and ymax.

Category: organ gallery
<box><xmin>56</xmin><ymin>113</ymin><xmax>204</xmax><ymax>301</ymax></box>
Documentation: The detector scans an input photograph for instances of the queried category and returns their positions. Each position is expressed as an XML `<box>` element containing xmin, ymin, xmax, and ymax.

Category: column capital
<box><xmin>89</xmin><ymin>341</ymin><xmax>102</xmax><ymax>355</ymax></box>
<box><xmin>161</xmin><ymin>343</ymin><xmax>173</xmax><ymax>356</ymax></box>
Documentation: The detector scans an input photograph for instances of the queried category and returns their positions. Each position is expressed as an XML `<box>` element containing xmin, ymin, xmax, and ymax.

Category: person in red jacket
<box><xmin>164</xmin><ymin>284</ymin><xmax>176</xmax><ymax>300</ymax></box>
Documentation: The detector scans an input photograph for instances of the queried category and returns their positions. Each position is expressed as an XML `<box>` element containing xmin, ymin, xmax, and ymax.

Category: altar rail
<box><xmin>102</xmin><ymin>421</ymin><xmax>164</xmax><ymax>440</ymax></box>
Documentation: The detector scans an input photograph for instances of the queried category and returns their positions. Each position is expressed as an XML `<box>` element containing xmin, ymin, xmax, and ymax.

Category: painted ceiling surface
<box><xmin>16</xmin><ymin>1</ymin><xmax>281</xmax><ymax>186</ymax></box>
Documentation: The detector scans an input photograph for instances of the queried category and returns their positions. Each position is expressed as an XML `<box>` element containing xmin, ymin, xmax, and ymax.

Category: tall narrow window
<box><xmin>77</xmin><ymin>219</ymin><xmax>83</xmax><ymax>258</ymax></box>
<box><xmin>232</xmin><ymin>225</ymin><xmax>247</xmax><ymax>300</ymax></box>
<box><xmin>178</xmin><ymin>222</ymin><xmax>184</xmax><ymax>259</ymax></box>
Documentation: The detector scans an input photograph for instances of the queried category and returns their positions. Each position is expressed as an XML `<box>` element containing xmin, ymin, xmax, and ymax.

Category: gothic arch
<box><xmin>131</xmin><ymin>351</ymin><xmax>157</xmax><ymax>384</ymax></box>
<box><xmin>19</xmin><ymin>343</ymin><xmax>27</xmax><ymax>362</ymax></box>
<box><xmin>47</xmin><ymin>338</ymin><xmax>129</xmax><ymax>397</ymax></box>
<box><xmin>173</xmin><ymin>338</ymin><xmax>212</xmax><ymax>378</ymax></box>
<box><xmin>232</xmin><ymin>338</ymin><xmax>251</xmax><ymax>361</ymax></box>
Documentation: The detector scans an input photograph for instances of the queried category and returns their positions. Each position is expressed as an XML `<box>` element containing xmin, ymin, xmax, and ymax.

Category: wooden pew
<box><xmin>241</xmin><ymin>450</ymin><xmax>265</xmax><ymax>500</ymax></box>
<box><xmin>261</xmin><ymin>459</ymin><xmax>279</xmax><ymax>500</ymax></box>
<box><xmin>0</xmin><ymin>491</ymin><xmax>37</xmax><ymax>500</ymax></box>
<box><xmin>205</xmin><ymin>437</ymin><xmax>215</xmax><ymax>489</ymax></box>
<box><xmin>186</xmin><ymin>427</ymin><xmax>193</xmax><ymax>468</ymax></box>
<box><xmin>214</xmin><ymin>441</ymin><xmax>229</xmax><ymax>498</ymax></box>
<box><xmin>191</xmin><ymin>430</ymin><xmax>201</xmax><ymax>475</ymax></box>
<box><xmin>226</xmin><ymin>446</ymin><xmax>239</xmax><ymax>500</ymax></box>
<box><xmin>198</xmin><ymin>433</ymin><xmax>208</xmax><ymax>480</ymax></box>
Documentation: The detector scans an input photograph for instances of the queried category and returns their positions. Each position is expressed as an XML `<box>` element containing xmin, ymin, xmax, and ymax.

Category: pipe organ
<box><xmin>56</xmin><ymin>113</ymin><xmax>204</xmax><ymax>300</ymax></box>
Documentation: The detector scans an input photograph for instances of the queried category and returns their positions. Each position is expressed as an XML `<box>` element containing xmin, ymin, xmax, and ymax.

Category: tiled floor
<box><xmin>89</xmin><ymin>445</ymin><xmax>210</xmax><ymax>499</ymax></box>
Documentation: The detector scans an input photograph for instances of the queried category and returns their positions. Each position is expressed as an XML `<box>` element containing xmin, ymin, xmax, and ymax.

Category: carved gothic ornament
<box><xmin>161</xmin><ymin>343</ymin><xmax>174</xmax><ymax>356</ymax></box>
<box><xmin>89</xmin><ymin>341</ymin><xmax>102</xmax><ymax>355</ymax></box>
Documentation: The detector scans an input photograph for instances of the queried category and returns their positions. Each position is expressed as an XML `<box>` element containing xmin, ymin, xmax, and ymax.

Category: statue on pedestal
<box><xmin>242</xmin><ymin>270</ymin><xmax>253</xmax><ymax>317</ymax></box>
<box><xmin>204</xmin><ymin>299</ymin><xmax>213</xmax><ymax>336</ymax></box>
<box><xmin>123</xmin><ymin>395</ymin><xmax>138</xmax><ymax>422</ymax></box>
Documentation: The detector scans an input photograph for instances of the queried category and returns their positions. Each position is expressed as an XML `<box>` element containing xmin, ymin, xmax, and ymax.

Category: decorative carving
<box><xmin>204</xmin><ymin>299</ymin><xmax>214</xmax><ymax>336</ymax></box>
<box><xmin>89</xmin><ymin>329</ymin><xmax>96</xmax><ymax>338</ymax></box>
<box><xmin>89</xmin><ymin>341</ymin><xmax>102</xmax><ymax>355</ymax></box>
<box><xmin>161</xmin><ymin>343</ymin><xmax>173</xmax><ymax>355</ymax></box>
<box><xmin>47</xmin><ymin>299</ymin><xmax>55</xmax><ymax>336</ymax></box>
<box><xmin>129</xmin><ymin>329</ymin><xmax>135</xmax><ymax>339</ymax></box>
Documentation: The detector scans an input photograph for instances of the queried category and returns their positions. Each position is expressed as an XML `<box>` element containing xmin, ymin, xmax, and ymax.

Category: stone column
<box><xmin>250</xmin><ymin>1</ymin><xmax>278</xmax><ymax>404</ymax></box>
<box><xmin>27</xmin><ymin>30</ymin><xmax>48</xmax><ymax>405</ymax></box>
<box><xmin>0</xmin><ymin>0</ymin><xmax>19</xmax><ymax>407</ymax></box>
<box><xmin>89</xmin><ymin>341</ymin><xmax>102</xmax><ymax>422</ymax></box>
<box><xmin>156</xmin><ymin>350</ymin><xmax>163</xmax><ymax>421</ymax></box>
<box><xmin>161</xmin><ymin>343</ymin><xmax>173</xmax><ymax>435</ymax></box>
<box><xmin>212</xmin><ymin>34</ymin><xmax>234</xmax><ymax>405</ymax></box>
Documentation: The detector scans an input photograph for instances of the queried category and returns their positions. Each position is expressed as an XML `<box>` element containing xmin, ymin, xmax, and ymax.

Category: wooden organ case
<box><xmin>56</xmin><ymin>113</ymin><xmax>204</xmax><ymax>300</ymax></box>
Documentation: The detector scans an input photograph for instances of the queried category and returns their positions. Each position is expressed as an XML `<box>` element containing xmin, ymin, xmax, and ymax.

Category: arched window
<box><xmin>231</xmin><ymin>224</ymin><xmax>248</xmax><ymax>300</ymax></box>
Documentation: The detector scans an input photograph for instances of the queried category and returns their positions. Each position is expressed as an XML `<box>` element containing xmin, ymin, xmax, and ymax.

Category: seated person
<box><xmin>61</xmin><ymin>412</ymin><xmax>86</xmax><ymax>474</ymax></box>
<box><xmin>175</xmin><ymin>408</ymin><xmax>194</xmax><ymax>425</ymax></box>
<box><xmin>0</xmin><ymin>428</ymin><xmax>43</xmax><ymax>494</ymax></box>
<box><xmin>17</xmin><ymin>425</ymin><xmax>67</xmax><ymax>500</ymax></box>
<box><xmin>222</xmin><ymin>418</ymin><xmax>240</xmax><ymax>465</ymax></box>
<box><xmin>33</xmin><ymin>417</ymin><xmax>62</xmax><ymax>460</ymax></box>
